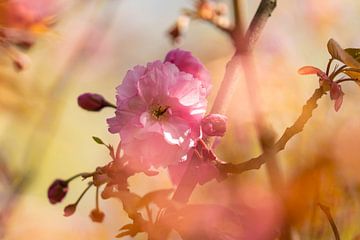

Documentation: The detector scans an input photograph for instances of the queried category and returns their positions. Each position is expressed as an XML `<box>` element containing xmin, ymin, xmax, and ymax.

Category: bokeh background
<box><xmin>1</xmin><ymin>0</ymin><xmax>360</xmax><ymax>239</ymax></box>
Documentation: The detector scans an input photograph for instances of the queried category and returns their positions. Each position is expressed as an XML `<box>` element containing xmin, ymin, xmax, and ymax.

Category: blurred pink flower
<box><xmin>0</xmin><ymin>0</ymin><xmax>57</xmax><ymax>31</ymax></box>
<box><xmin>0</xmin><ymin>0</ymin><xmax>59</xmax><ymax>49</ymax></box>
<box><xmin>107</xmin><ymin>50</ymin><xmax>211</xmax><ymax>168</ymax></box>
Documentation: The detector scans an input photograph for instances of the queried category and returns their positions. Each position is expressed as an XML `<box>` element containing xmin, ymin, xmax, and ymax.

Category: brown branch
<box><xmin>243</xmin><ymin>0</ymin><xmax>277</xmax><ymax>52</ymax></box>
<box><xmin>318</xmin><ymin>203</ymin><xmax>341</xmax><ymax>240</ymax></box>
<box><xmin>274</xmin><ymin>87</ymin><xmax>324</xmax><ymax>152</ymax></box>
<box><xmin>219</xmin><ymin>87</ymin><xmax>325</xmax><ymax>174</ymax></box>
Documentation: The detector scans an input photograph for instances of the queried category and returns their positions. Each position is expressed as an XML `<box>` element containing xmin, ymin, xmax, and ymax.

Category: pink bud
<box><xmin>47</xmin><ymin>179</ymin><xmax>68</xmax><ymax>204</ymax></box>
<box><xmin>77</xmin><ymin>93</ymin><xmax>114</xmax><ymax>111</ymax></box>
<box><xmin>201</xmin><ymin>114</ymin><xmax>227</xmax><ymax>137</ymax></box>
<box><xmin>63</xmin><ymin>204</ymin><xmax>77</xmax><ymax>217</ymax></box>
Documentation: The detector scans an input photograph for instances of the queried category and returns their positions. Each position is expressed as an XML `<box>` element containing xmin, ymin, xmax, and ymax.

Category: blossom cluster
<box><xmin>48</xmin><ymin>49</ymin><xmax>228</xmax><ymax>229</ymax></box>
<box><xmin>48</xmin><ymin>37</ymin><xmax>360</xmax><ymax>239</ymax></box>
<box><xmin>0</xmin><ymin>0</ymin><xmax>58</xmax><ymax>70</ymax></box>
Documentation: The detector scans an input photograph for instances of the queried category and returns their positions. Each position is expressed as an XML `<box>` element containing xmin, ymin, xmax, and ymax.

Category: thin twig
<box><xmin>318</xmin><ymin>203</ymin><xmax>341</xmax><ymax>240</ymax></box>
<box><xmin>274</xmin><ymin>87</ymin><xmax>324</xmax><ymax>152</ymax></box>
<box><xmin>219</xmin><ymin>87</ymin><xmax>325</xmax><ymax>174</ymax></box>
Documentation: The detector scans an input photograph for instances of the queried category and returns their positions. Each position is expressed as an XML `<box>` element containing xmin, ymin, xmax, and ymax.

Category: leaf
<box><xmin>343</xmin><ymin>69</ymin><xmax>360</xmax><ymax>86</ymax></box>
<box><xmin>137</xmin><ymin>189</ymin><xmax>174</xmax><ymax>209</ymax></box>
<box><xmin>92</xmin><ymin>136</ymin><xmax>104</xmax><ymax>145</ymax></box>
<box><xmin>345</xmin><ymin>48</ymin><xmax>360</xmax><ymax>62</ymax></box>
<box><xmin>297</xmin><ymin>66</ymin><xmax>328</xmax><ymax>80</ymax></box>
<box><xmin>327</xmin><ymin>39</ymin><xmax>360</xmax><ymax>68</ymax></box>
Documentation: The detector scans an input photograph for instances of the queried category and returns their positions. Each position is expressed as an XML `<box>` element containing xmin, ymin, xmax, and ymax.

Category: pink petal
<box><xmin>334</xmin><ymin>94</ymin><xmax>344</xmax><ymax>112</ymax></box>
<box><xmin>330</xmin><ymin>83</ymin><xmax>342</xmax><ymax>100</ymax></box>
<box><xmin>164</xmin><ymin>49</ymin><xmax>211</xmax><ymax>95</ymax></box>
<box><xmin>298</xmin><ymin>66</ymin><xmax>328</xmax><ymax>80</ymax></box>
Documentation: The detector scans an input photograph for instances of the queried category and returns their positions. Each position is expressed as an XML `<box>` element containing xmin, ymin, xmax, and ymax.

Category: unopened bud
<box><xmin>201</xmin><ymin>114</ymin><xmax>227</xmax><ymax>137</ymax></box>
<box><xmin>63</xmin><ymin>203</ymin><xmax>77</xmax><ymax>217</ymax></box>
<box><xmin>47</xmin><ymin>179</ymin><xmax>68</xmax><ymax>204</ymax></box>
<box><xmin>77</xmin><ymin>93</ymin><xmax>114</xmax><ymax>111</ymax></box>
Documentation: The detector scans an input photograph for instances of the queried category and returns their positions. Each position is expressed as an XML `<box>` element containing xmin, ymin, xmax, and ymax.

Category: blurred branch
<box><xmin>210</xmin><ymin>4</ymin><xmax>290</xmax><ymax>238</ymax></box>
<box><xmin>318</xmin><ymin>203</ymin><xmax>341</xmax><ymax>240</ymax></box>
<box><xmin>243</xmin><ymin>0</ymin><xmax>276</xmax><ymax>52</ymax></box>
<box><xmin>211</xmin><ymin>0</ymin><xmax>277</xmax><ymax>113</ymax></box>
<box><xmin>232</xmin><ymin>0</ymin><xmax>241</xmax><ymax>28</ymax></box>
<box><xmin>174</xmin><ymin>0</ymin><xmax>278</xmax><ymax>204</ymax></box>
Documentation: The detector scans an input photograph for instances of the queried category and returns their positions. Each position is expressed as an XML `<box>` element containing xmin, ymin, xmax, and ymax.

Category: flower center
<box><xmin>151</xmin><ymin>104</ymin><xmax>169</xmax><ymax>120</ymax></box>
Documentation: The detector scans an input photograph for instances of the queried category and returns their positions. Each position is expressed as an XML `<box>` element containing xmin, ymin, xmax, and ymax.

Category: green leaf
<box><xmin>345</xmin><ymin>48</ymin><xmax>360</xmax><ymax>63</ymax></box>
<box><xmin>327</xmin><ymin>39</ymin><xmax>360</xmax><ymax>68</ymax></box>
<box><xmin>92</xmin><ymin>136</ymin><xmax>104</xmax><ymax>145</ymax></box>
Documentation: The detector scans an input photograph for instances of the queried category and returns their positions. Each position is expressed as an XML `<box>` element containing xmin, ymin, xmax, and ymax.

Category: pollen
<box><xmin>151</xmin><ymin>104</ymin><xmax>169</xmax><ymax>120</ymax></box>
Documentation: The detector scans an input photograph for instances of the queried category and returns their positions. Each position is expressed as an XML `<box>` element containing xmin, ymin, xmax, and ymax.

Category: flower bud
<box><xmin>63</xmin><ymin>203</ymin><xmax>77</xmax><ymax>217</ymax></box>
<box><xmin>47</xmin><ymin>179</ymin><xmax>68</xmax><ymax>204</ymax></box>
<box><xmin>77</xmin><ymin>93</ymin><xmax>113</xmax><ymax>111</ymax></box>
<box><xmin>201</xmin><ymin>114</ymin><xmax>227</xmax><ymax>137</ymax></box>
<box><xmin>89</xmin><ymin>209</ymin><xmax>105</xmax><ymax>223</ymax></box>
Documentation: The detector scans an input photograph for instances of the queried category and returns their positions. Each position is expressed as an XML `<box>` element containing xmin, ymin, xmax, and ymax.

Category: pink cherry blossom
<box><xmin>107</xmin><ymin>50</ymin><xmax>211</xmax><ymax>168</ymax></box>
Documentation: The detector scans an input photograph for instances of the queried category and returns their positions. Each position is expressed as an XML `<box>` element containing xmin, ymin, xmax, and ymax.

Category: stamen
<box><xmin>151</xmin><ymin>105</ymin><xmax>169</xmax><ymax>119</ymax></box>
